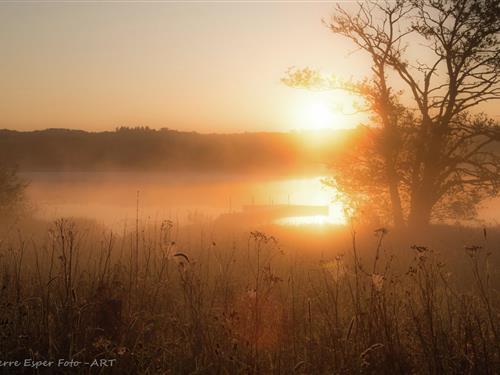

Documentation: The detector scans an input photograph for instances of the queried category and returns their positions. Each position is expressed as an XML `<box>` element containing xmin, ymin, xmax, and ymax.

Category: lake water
<box><xmin>22</xmin><ymin>172</ymin><xmax>499</xmax><ymax>228</ymax></box>
<box><xmin>22</xmin><ymin>172</ymin><xmax>344</xmax><ymax>227</ymax></box>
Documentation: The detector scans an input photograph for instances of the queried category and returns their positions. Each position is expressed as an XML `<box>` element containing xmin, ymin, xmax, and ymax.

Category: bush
<box><xmin>0</xmin><ymin>163</ymin><xmax>27</xmax><ymax>220</ymax></box>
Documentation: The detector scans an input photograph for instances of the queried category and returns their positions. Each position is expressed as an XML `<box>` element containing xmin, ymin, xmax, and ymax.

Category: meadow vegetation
<box><xmin>1</xmin><ymin>1</ymin><xmax>499</xmax><ymax>373</ymax></box>
<box><xmin>0</xmin><ymin>216</ymin><xmax>498</xmax><ymax>374</ymax></box>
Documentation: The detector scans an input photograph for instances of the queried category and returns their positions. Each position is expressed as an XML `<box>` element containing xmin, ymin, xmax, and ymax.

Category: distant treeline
<box><xmin>0</xmin><ymin>127</ymin><xmax>355</xmax><ymax>173</ymax></box>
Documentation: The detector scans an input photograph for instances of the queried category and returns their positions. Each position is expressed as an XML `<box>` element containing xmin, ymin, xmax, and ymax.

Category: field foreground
<box><xmin>0</xmin><ymin>218</ymin><xmax>499</xmax><ymax>374</ymax></box>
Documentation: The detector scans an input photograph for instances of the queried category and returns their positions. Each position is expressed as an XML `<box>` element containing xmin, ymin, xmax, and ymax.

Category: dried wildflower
<box><xmin>262</xmin><ymin>265</ymin><xmax>282</xmax><ymax>284</ymax></box>
<box><xmin>411</xmin><ymin>245</ymin><xmax>428</xmax><ymax>253</ymax></box>
<box><xmin>246</xmin><ymin>289</ymin><xmax>257</xmax><ymax>300</ymax></box>
<box><xmin>93</xmin><ymin>336</ymin><xmax>112</xmax><ymax>350</ymax></box>
<box><xmin>321</xmin><ymin>260</ymin><xmax>345</xmax><ymax>282</ymax></box>
<box><xmin>416</xmin><ymin>252</ymin><xmax>427</xmax><ymax>262</ymax></box>
<box><xmin>411</xmin><ymin>245</ymin><xmax>429</xmax><ymax>262</ymax></box>
<box><xmin>465</xmin><ymin>245</ymin><xmax>482</xmax><ymax>257</ymax></box>
<box><xmin>321</xmin><ymin>260</ymin><xmax>336</xmax><ymax>270</ymax></box>
<box><xmin>371</xmin><ymin>274</ymin><xmax>384</xmax><ymax>292</ymax></box>
<box><xmin>173</xmin><ymin>252</ymin><xmax>190</xmax><ymax>263</ymax></box>
<box><xmin>294</xmin><ymin>361</ymin><xmax>306</xmax><ymax>372</ymax></box>
<box><xmin>116</xmin><ymin>346</ymin><xmax>127</xmax><ymax>355</ymax></box>
<box><xmin>360</xmin><ymin>342</ymin><xmax>384</xmax><ymax>367</ymax></box>
<box><xmin>360</xmin><ymin>343</ymin><xmax>384</xmax><ymax>357</ymax></box>
<box><xmin>374</xmin><ymin>227</ymin><xmax>388</xmax><ymax>236</ymax></box>
<box><xmin>250</xmin><ymin>231</ymin><xmax>277</xmax><ymax>244</ymax></box>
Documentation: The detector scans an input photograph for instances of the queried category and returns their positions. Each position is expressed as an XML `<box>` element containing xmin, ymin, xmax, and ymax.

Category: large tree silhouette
<box><xmin>285</xmin><ymin>0</ymin><xmax>500</xmax><ymax>228</ymax></box>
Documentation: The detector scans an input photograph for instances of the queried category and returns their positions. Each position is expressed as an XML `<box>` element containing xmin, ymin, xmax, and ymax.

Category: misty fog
<box><xmin>23</xmin><ymin>171</ymin><xmax>499</xmax><ymax>229</ymax></box>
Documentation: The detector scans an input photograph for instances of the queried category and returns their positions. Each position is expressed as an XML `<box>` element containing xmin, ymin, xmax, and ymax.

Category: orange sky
<box><xmin>0</xmin><ymin>2</ymin><xmax>497</xmax><ymax>133</ymax></box>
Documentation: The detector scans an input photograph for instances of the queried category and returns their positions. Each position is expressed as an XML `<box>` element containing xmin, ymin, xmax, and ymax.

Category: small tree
<box><xmin>0</xmin><ymin>164</ymin><xmax>27</xmax><ymax>220</ymax></box>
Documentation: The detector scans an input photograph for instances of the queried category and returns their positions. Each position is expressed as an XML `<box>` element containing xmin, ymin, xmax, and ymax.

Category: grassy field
<box><xmin>0</xmin><ymin>217</ymin><xmax>498</xmax><ymax>374</ymax></box>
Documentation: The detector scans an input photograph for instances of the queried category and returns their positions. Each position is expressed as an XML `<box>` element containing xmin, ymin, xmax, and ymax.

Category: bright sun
<box><xmin>295</xmin><ymin>91</ymin><xmax>361</xmax><ymax>130</ymax></box>
<box><xmin>307</xmin><ymin>101</ymin><xmax>335</xmax><ymax>129</ymax></box>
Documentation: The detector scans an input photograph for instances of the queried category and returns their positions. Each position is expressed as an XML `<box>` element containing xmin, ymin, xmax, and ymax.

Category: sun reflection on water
<box><xmin>275</xmin><ymin>202</ymin><xmax>346</xmax><ymax>226</ymax></box>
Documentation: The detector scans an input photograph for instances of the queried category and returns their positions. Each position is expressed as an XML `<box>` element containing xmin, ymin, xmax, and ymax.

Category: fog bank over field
<box><xmin>22</xmin><ymin>172</ymin><xmax>333</xmax><ymax>225</ymax></box>
<box><xmin>20</xmin><ymin>171</ymin><xmax>499</xmax><ymax>228</ymax></box>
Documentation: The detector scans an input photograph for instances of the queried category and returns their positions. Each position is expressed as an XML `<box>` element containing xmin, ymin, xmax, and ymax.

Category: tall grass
<box><xmin>0</xmin><ymin>218</ymin><xmax>498</xmax><ymax>374</ymax></box>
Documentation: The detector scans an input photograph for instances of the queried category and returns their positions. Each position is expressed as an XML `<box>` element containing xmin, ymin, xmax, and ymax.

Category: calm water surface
<box><xmin>22</xmin><ymin>172</ymin><xmax>499</xmax><ymax>228</ymax></box>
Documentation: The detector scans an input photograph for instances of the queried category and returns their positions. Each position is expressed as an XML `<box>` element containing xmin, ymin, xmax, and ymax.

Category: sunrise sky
<box><xmin>0</xmin><ymin>2</ymin><xmax>372</xmax><ymax>133</ymax></box>
<box><xmin>1</xmin><ymin>2</ymin><xmax>497</xmax><ymax>133</ymax></box>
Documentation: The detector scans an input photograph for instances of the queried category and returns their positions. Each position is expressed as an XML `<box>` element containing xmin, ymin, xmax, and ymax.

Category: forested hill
<box><xmin>0</xmin><ymin>127</ymin><xmax>355</xmax><ymax>173</ymax></box>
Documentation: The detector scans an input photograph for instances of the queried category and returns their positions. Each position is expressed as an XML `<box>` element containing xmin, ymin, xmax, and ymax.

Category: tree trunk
<box><xmin>406</xmin><ymin>120</ymin><xmax>444</xmax><ymax>230</ymax></box>
<box><xmin>407</xmin><ymin>159</ymin><xmax>439</xmax><ymax>230</ymax></box>
<box><xmin>387</xmin><ymin>168</ymin><xmax>405</xmax><ymax>229</ymax></box>
<box><xmin>407</xmin><ymin>197</ymin><xmax>432</xmax><ymax>230</ymax></box>
<box><xmin>380</xmin><ymin>122</ymin><xmax>405</xmax><ymax>229</ymax></box>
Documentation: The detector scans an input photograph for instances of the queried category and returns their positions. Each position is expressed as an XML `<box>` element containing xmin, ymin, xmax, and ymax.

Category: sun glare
<box><xmin>275</xmin><ymin>202</ymin><xmax>346</xmax><ymax>226</ymax></box>
<box><xmin>271</xmin><ymin>178</ymin><xmax>347</xmax><ymax>226</ymax></box>
<box><xmin>306</xmin><ymin>101</ymin><xmax>335</xmax><ymax>129</ymax></box>
<box><xmin>294</xmin><ymin>91</ymin><xmax>361</xmax><ymax>131</ymax></box>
